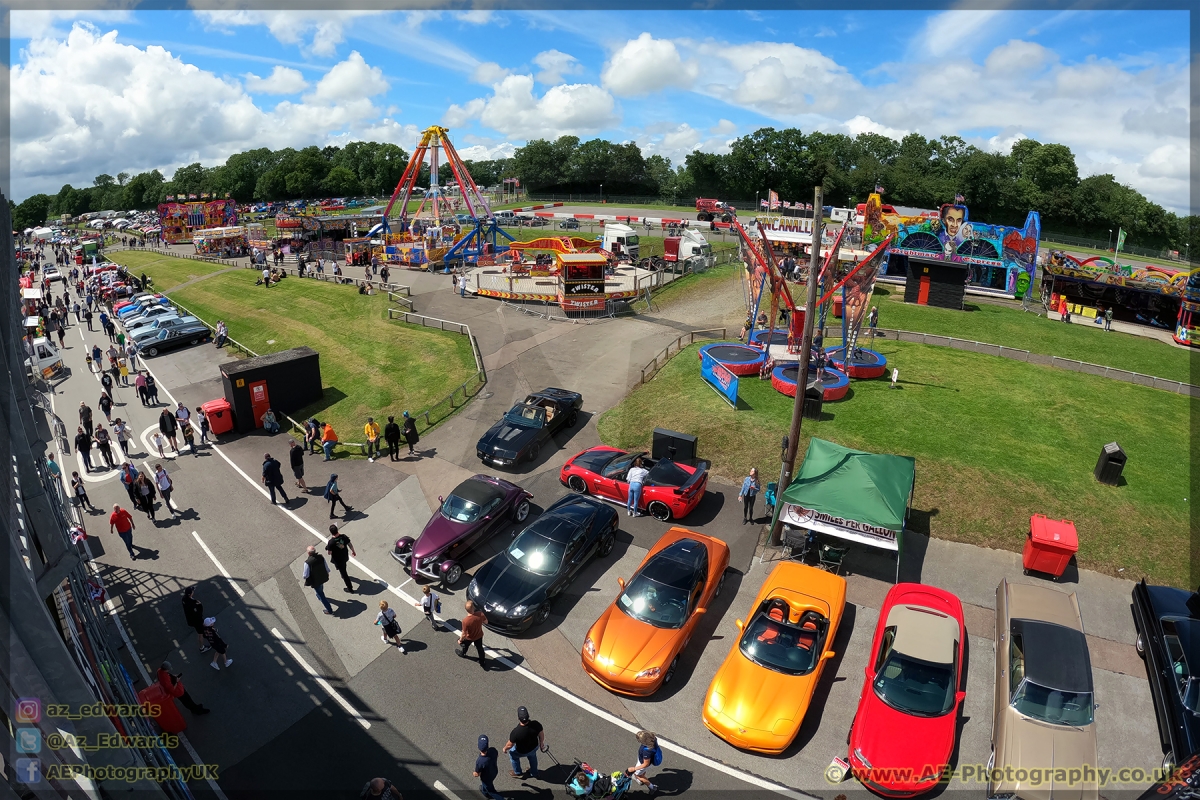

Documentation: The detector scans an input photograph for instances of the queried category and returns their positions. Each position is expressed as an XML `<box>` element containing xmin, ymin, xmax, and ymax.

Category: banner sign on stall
<box><xmin>700</xmin><ymin>351</ymin><xmax>739</xmax><ymax>409</ymax></box>
<box><xmin>783</xmin><ymin>503</ymin><xmax>899</xmax><ymax>551</ymax></box>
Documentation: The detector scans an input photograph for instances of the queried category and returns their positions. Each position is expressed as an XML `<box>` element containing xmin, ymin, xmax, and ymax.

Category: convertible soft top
<box><xmin>1013</xmin><ymin>618</ymin><xmax>1092</xmax><ymax>693</ymax></box>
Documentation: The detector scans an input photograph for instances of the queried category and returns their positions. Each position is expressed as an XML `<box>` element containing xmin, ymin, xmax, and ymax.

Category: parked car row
<box><xmin>115</xmin><ymin>292</ymin><xmax>212</xmax><ymax>357</ymax></box>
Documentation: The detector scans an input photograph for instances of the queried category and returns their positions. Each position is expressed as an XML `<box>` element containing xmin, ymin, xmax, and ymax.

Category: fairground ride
<box><xmin>377</xmin><ymin>125</ymin><xmax>513</xmax><ymax>270</ymax></box>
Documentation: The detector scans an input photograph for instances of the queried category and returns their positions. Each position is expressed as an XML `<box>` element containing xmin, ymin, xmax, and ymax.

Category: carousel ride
<box><xmin>376</xmin><ymin>125</ymin><xmax>514</xmax><ymax>270</ymax></box>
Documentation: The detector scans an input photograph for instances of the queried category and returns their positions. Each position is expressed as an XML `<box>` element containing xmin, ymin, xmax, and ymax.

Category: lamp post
<box><xmin>600</xmin><ymin>183</ymin><xmax>603</xmax><ymax>203</ymax></box>
<box><xmin>1108</xmin><ymin>229</ymin><xmax>1113</xmax><ymax>252</ymax></box>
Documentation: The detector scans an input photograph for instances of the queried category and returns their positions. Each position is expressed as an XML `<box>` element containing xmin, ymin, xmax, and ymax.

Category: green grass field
<box><xmin>109</xmin><ymin>251</ymin><xmax>476</xmax><ymax>442</ymax></box>
<box><xmin>630</xmin><ymin>261</ymin><xmax>742</xmax><ymax>314</ymax></box>
<box><xmin>869</xmin><ymin>284</ymin><xmax>1193</xmax><ymax>383</ymax></box>
<box><xmin>598</xmin><ymin>341</ymin><xmax>1192</xmax><ymax>586</ymax></box>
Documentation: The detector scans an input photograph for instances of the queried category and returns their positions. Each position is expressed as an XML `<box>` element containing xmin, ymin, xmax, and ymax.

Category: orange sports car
<box><xmin>581</xmin><ymin>527</ymin><xmax>730</xmax><ymax>697</ymax></box>
<box><xmin>702</xmin><ymin>561</ymin><xmax>846</xmax><ymax>754</ymax></box>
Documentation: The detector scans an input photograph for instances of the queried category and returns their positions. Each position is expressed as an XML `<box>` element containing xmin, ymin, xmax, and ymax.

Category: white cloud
<box><xmin>844</xmin><ymin>115</ymin><xmax>909</xmax><ymax>140</ymax></box>
<box><xmin>471</xmin><ymin>62</ymin><xmax>511</xmax><ymax>86</ymax></box>
<box><xmin>601</xmin><ymin>33</ymin><xmax>698</xmax><ymax>96</ymax></box>
<box><xmin>455</xmin><ymin>10</ymin><xmax>498</xmax><ymax>25</ymax></box>
<box><xmin>307</xmin><ymin>52</ymin><xmax>388</xmax><ymax>103</ymax></box>
<box><xmin>1138</xmin><ymin>143</ymin><xmax>1189</xmax><ymax>181</ymax></box>
<box><xmin>11</xmin><ymin>10</ymin><xmax>133</xmax><ymax>40</ymax></box>
<box><xmin>193</xmin><ymin>9</ymin><xmax>384</xmax><ymax>58</ymax></box>
<box><xmin>243</xmin><ymin>66</ymin><xmax>308</xmax><ymax>95</ymax></box>
<box><xmin>443</xmin><ymin>98</ymin><xmax>486</xmax><ymax>128</ymax></box>
<box><xmin>710</xmin><ymin>119</ymin><xmax>737</xmax><ymax>135</ymax></box>
<box><xmin>533</xmin><ymin>49</ymin><xmax>583</xmax><ymax>85</ymax></box>
<box><xmin>463</xmin><ymin>74</ymin><xmax>619</xmax><ymax>140</ymax></box>
<box><xmin>984</xmin><ymin>39</ymin><xmax>1054</xmax><ymax>74</ymax></box>
<box><xmin>696</xmin><ymin>40</ymin><xmax>860</xmax><ymax>117</ymax></box>
<box><xmin>815</xmin><ymin>26</ymin><xmax>837</xmax><ymax>38</ymax></box>
<box><xmin>915</xmin><ymin>10</ymin><xmax>1003</xmax><ymax>59</ymax></box>
<box><xmin>457</xmin><ymin>141</ymin><xmax>518</xmax><ymax>161</ymax></box>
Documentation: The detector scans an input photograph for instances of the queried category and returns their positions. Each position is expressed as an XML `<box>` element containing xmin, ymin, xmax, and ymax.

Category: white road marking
<box><xmin>191</xmin><ymin>531</ymin><xmax>245</xmax><ymax>597</ymax></box>
<box><xmin>434</xmin><ymin>781</ymin><xmax>466</xmax><ymax>800</ymax></box>
<box><xmin>270</xmin><ymin>627</ymin><xmax>371</xmax><ymax>730</ymax></box>
<box><xmin>139</xmin><ymin>423</ymin><xmax>178</xmax><ymax>462</ymax></box>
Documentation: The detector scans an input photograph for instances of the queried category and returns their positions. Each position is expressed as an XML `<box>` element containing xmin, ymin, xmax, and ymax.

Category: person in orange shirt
<box><xmin>321</xmin><ymin>422</ymin><xmax>338</xmax><ymax>461</ymax></box>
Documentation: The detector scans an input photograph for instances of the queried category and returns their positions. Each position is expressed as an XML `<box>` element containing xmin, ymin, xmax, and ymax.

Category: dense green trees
<box><xmin>15</xmin><ymin>128</ymin><xmax>1194</xmax><ymax>253</ymax></box>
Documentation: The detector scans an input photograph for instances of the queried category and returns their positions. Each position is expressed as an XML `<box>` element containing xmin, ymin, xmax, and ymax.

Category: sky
<box><xmin>9</xmin><ymin>8</ymin><xmax>1192</xmax><ymax>214</ymax></box>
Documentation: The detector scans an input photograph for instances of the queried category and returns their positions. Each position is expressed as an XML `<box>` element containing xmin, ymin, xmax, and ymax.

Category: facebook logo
<box><xmin>16</xmin><ymin>728</ymin><xmax>41</xmax><ymax>753</ymax></box>
<box><xmin>15</xmin><ymin>758</ymin><xmax>41</xmax><ymax>783</ymax></box>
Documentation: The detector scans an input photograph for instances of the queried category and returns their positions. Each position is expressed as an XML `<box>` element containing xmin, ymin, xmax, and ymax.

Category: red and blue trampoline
<box><xmin>824</xmin><ymin>346</ymin><xmax>887</xmax><ymax>379</ymax></box>
<box><xmin>771</xmin><ymin>362</ymin><xmax>850</xmax><ymax>401</ymax></box>
<box><xmin>698</xmin><ymin>342</ymin><xmax>767</xmax><ymax>377</ymax></box>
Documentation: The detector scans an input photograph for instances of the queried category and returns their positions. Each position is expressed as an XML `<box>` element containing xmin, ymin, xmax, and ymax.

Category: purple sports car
<box><xmin>392</xmin><ymin>474</ymin><xmax>533</xmax><ymax>586</ymax></box>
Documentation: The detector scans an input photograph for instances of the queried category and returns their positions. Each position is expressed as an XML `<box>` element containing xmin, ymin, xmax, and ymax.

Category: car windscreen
<box><xmin>647</xmin><ymin>459</ymin><xmax>691</xmax><ymax>486</ymax></box>
<box><xmin>739</xmin><ymin>612</ymin><xmax>821</xmax><ymax>676</ymax></box>
<box><xmin>502</xmin><ymin>405</ymin><xmax>544</xmax><ymax>429</ymax></box>
<box><xmin>617</xmin><ymin>575</ymin><xmax>689</xmax><ymax>629</ymax></box>
<box><xmin>873</xmin><ymin>652</ymin><xmax>956</xmax><ymax>716</ymax></box>
<box><xmin>441</xmin><ymin>494</ymin><xmax>483</xmax><ymax>523</ymax></box>
<box><xmin>1011</xmin><ymin>679</ymin><xmax>1094</xmax><ymax>727</ymax></box>
<box><xmin>507</xmin><ymin>530</ymin><xmax>566</xmax><ymax>576</ymax></box>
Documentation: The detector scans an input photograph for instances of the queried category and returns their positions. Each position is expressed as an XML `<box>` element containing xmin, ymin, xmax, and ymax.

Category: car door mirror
<box><xmin>617</xmin><ymin>576</ymin><xmax>625</xmax><ymax>588</ymax></box>
<box><xmin>695</xmin><ymin>607</ymin><xmax>707</xmax><ymax>616</ymax></box>
<box><xmin>956</xmin><ymin>691</ymin><xmax>967</xmax><ymax>705</ymax></box>
<box><xmin>484</xmin><ymin>515</ymin><xmax>492</xmax><ymax>521</ymax></box>
<box><xmin>735</xmin><ymin>618</ymin><xmax>744</xmax><ymax>631</ymax></box>
<box><xmin>821</xmin><ymin>650</ymin><xmax>836</xmax><ymax>661</ymax></box>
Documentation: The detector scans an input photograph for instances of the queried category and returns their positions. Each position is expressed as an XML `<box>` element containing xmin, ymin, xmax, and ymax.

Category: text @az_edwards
<box><xmin>45</xmin><ymin>732</ymin><xmax>179</xmax><ymax>751</ymax></box>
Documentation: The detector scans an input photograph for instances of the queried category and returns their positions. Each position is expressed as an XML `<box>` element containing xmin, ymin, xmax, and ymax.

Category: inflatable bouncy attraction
<box><xmin>861</xmin><ymin>193</ymin><xmax>1041</xmax><ymax>300</ymax></box>
<box><xmin>1042</xmin><ymin>250</ymin><xmax>1200</xmax><ymax>346</ymax></box>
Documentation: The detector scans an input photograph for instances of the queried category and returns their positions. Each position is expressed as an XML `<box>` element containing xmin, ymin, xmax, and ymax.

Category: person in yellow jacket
<box><xmin>363</xmin><ymin>417</ymin><xmax>381</xmax><ymax>462</ymax></box>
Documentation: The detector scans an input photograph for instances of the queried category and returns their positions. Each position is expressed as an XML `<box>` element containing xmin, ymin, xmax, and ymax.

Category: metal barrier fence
<box><xmin>636</xmin><ymin>328</ymin><xmax>728</xmax><ymax>386</ymax></box>
<box><xmin>384</xmin><ymin>308</ymin><xmax>488</xmax><ymax>432</ymax></box>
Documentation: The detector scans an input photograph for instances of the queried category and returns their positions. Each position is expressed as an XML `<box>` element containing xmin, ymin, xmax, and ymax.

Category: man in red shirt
<box><xmin>457</xmin><ymin>600</ymin><xmax>489</xmax><ymax>670</ymax></box>
<box><xmin>109</xmin><ymin>503</ymin><xmax>137</xmax><ymax>559</ymax></box>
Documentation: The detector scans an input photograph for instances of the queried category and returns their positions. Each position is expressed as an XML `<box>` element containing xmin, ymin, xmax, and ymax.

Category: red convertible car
<box><xmin>848</xmin><ymin>583</ymin><xmax>966</xmax><ymax>796</ymax></box>
<box><xmin>559</xmin><ymin>446</ymin><xmax>709</xmax><ymax>521</ymax></box>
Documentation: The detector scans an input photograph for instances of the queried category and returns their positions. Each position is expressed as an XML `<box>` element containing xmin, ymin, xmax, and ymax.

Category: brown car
<box><xmin>989</xmin><ymin>579</ymin><xmax>1098</xmax><ymax>800</ymax></box>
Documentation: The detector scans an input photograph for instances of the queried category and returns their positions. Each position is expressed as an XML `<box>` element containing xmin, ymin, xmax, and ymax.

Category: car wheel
<box><xmin>648</xmin><ymin>501</ymin><xmax>671</xmax><ymax>521</ymax></box>
<box><xmin>534</xmin><ymin>599</ymin><xmax>553</xmax><ymax>625</ymax></box>
<box><xmin>599</xmin><ymin>527</ymin><xmax>617</xmax><ymax>557</ymax></box>
<box><xmin>512</xmin><ymin>498</ymin><xmax>530</xmax><ymax>522</ymax></box>
<box><xmin>568</xmin><ymin>475</ymin><xmax>587</xmax><ymax>494</ymax></box>
<box><xmin>663</xmin><ymin>656</ymin><xmax>679</xmax><ymax>685</ymax></box>
<box><xmin>527</xmin><ymin>442</ymin><xmax>540</xmax><ymax>462</ymax></box>
<box><xmin>714</xmin><ymin>572</ymin><xmax>726</xmax><ymax>598</ymax></box>
<box><xmin>189</xmin><ymin>338</ymin><xmax>200</xmax><ymax>346</ymax></box>
<box><xmin>566</xmin><ymin>410</ymin><xmax>578</xmax><ymax>427</ymax></box>
<box><xmin>443</xmin><ymin>564</ymin><xmax>463</xmax><ymax>587</ymax></box>
<box><xmin>145</xmin><ymin>346</ymin><xmax>158</xmax><ymax>357</ymax></box>
<box><xmin>1136</xmin><ymin>631</ymin><xmax>1145</xmax><ymax>656</ymax></box>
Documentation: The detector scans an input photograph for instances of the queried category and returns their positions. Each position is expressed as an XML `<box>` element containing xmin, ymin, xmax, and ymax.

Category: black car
<box><xmin>476</xmin><ymin>388</ymin><xmax>583</xmax><ymax>467</ymax></box>
<box><xmin>559</xmin><ymin>218</ymin><xmax>581</xmax><ymax>230</ymax></box>
<box><xmin>469</xmin><ymin>494</ymin><xmax>619</xmax><ymax>632</ymax></box>
<box><xmin>1132</xmin><ymin>579</ymin><xmax>1200</xmax><ymax>770</ymax></box>
<box><xmin>139</xmin><ymin>323</ymin><xmax>212</xmax><ymax>357</ymax></box>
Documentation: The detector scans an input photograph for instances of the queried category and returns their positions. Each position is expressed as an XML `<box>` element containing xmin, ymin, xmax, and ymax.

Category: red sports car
<box><xmin>559</xmin><ymin>446</ymin><xmax>708</xmax><ymax>521</ymax></box>
<box><xmin>848</xmin><ymin>583</ymin><xmax>967</xmax><ymax>797</ymax></box>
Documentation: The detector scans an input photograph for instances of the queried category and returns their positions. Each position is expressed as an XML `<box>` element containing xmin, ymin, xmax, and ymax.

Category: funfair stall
<box><xmin>192</xmin><ymin>226</ymin><xmax>248</xmax><ymax>256</ymax></box>
<box><xmin>158</xmin><ymin>198</ymin><xmax>239</xmax><ymax>244</ymax></box>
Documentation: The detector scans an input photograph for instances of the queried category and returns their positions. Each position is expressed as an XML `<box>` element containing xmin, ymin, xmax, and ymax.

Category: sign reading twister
<box><xmin>861</xmin><ymin>193</ymin><xmax>1040</xmax><ymax>296</ymax></box>
<box><xmin>157</xmin><ymin>199</ymin><xmax>239</xmax><ymax>244</ymax></box>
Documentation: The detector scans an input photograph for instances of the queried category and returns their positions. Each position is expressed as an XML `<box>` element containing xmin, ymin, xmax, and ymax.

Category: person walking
<box><xmin>125</xmin><ymin>340</ymin><xmax>139</xmax><ymax>371</ymax></box>
<box><xmin>84</xmin><ymin>306</ymin><xmax>94</xmax><ymax>331</ymax></box>
<box><xmin>402</xmin><ymin>411</ymin><xmax>419</xmax><ymax>456</ymax></box>
<box><xmin>281</xmin><ymin>441</ymin><xmax>306</xmax><ymax>493</ymax></box>
<box><xmin>363</xmin><ymin>417</ymin><xmax>381</xmax><ymax>462</ymax></box>
<box><xmin>475</xmin><ymin>736</ymin><xmax>504</xmax><ymax>800</ymax></box>
<box><xmin>321</xmin><ymin>422</ymin><xmax>338</xmax><ymax>461</ymax></box>
<box><xmin>625</xmin><ymin>730</ymin><xmax>662</xmax><ymax>794</ymax></box>
<box><xmin>90</xmin><ymin>343</ymin><xmax>103</xmax><ymax>371</ymax></box>
<box><xmin>384</xmin><ymin>415</ymin><xmax>401</xmax><ymax>462</ymax></box>
<box><xmin>181</xmin><ymin>421</ymin><xmax>197</xmax><ymax>456</ymax></box>
<box><xmin>459</xmin><ymin>272</ymin><xmax>468</xmax><ymax>298</ymax></box>
<box><xmin>458</xmin><ymin>600</ymin><xmax>488</xmax><ymax>669</ymax></box>
<box><xmin>118</xmin><ymin>462</ymin><xmax>139</xmax><ymax>504</ymax></box>
<box><xmin>71</xmin><ymin>472</ymin><xmax>97</xmax><ymax>511</ymax></box>
<box><xmin>1104</xmin><ymin>306</ymin><xmax>1113</xmax><ymax>332</ymax></box>
<box><xmin>100</xmin><ymin>370</ymin><xmax>115</xmax><ymax>400</ymax></box>
<box><xmin>305</xmin><ymin>418</ymin><xmax>322</xmax><ymax>454</ymax></box>
<box><xmin>625</xmin><ymin>457</ymin><xmax>650</xmax><ymax>517</ymax></box>
<box><xmin>97</xmin><ymin>392</ymin><xmax>114</xmax><ymax>424</ymax></box>
<box><xmin>261</xmin><ymin>453</ymin><xmax>290</xmax><ymax>505</ymax></box>
<box><xmin>75</xmin><ymin>426</ymin><xmax>95</xmax><ymax>472</ymax></box>
<box><xmin>79</xmin><ymin>401</ymin><xmax>94</xmax><ymax>437</ymax></box>
<box><xmin>375</xmin><ymin>600</ymin><xmax>406</xmax><ymax>653</ymax></box>
<box><xmin>159</xmin><ymin>408</ymin><xmax>179</xmax><ymax>452</ymax></box>
<box><xmin>135</xmin><ymin>372</ymin><xmax>149</xmax><ymax>405</ymax></box>
<box><xmin>326</xmin><ymin>524</ymin><xmax>357</xmax><ymax>592</ymax></box>
<box><xmin>324</xmin><ymin>473</ymin><xmax>350</xmax><ymax>519</ymax></box>
<box><xmin>202</xmin><ymin>617</ymin><xmax>233</xmax><ymax>670</ymax></box>
<box><xmin>302</xmin><ymin>545</ymin><xmax>334</xmax><ymax>616</ymax></box>
<box><xmin>135</xmin><ymin>472</ymin><xmax>157</xmax><ymax>521</ymax></box>
<box><xmin>94</xmin><ymin>424</ymin><xmax>115</xmax><ymax>469</ymax></box>
<box><xmin>109</xmin><ymin>504</ymin><xmax>137</xmax><ymax>559</ymax></box>
<box><xmin>197</xmin><ymin>408</ymin><xmax>210</xmax><ymax>444</ymax></box>
<box><xmin>260</xmin><ymin>407</ymin><xmax>280</xmax><ymax>434</ymax></box>
<box><xmin>182</xmin><ymin>587</ymin><xmax>209</xmax><ymax>653</ymax></box>
<box><xmin>175</xmin><ymin>403</ymin><xmax>191</xmax><ymax>427</ymax></box>
<box><xmin>739</xmin><ymin>467</ymin><xmax>761</xmax><ymax>525</ymax></box>
<box><xmin>154</xmin><ymin>464</ymin><xmax>177</xmax><ymax>515</ymax></box>
<box><xmin>118</xmin><ymin>358</ymin><xmax>130</xmax><ymax>386</ymax></box>
<box><xmin>157</xmin><ymin>662</ymin><xmax>210</xmax><ymax>715</ymax></box>
<box><xmin>113</xmin><ymin>419</ymin><xmax>131</xmax><ymax>457</ymax></box>
<box><xmin>45</xmin><ymin>453</ymin><xmax>62</xmax><ymax>488</ymax></box>
<box><xmin>360</xmin><ymin>778</ymin><xmax>403</xmax><ymax>799</ymax></box>
<box><xmin>503</xmin><ymin>707</ymin><xmax>545</xmax><ymax>779</ymax></box>
<box><xmin>145</xmin><ymin>373</ymin><xmax>159</xmax><ymax>405</ymax></box>
<box><xmin>421</xmin><ymin>585</ymin><xmax>442</xmax><ymax>631</ymax></box>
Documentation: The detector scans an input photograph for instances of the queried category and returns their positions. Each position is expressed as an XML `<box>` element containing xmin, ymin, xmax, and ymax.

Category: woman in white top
<box><xmin>625</xmin><ymin>457</ymin><xmax>650</xmax><ymax>517</ymax></box>
<box><xmin>375</xmin><ymin>600</ymin><xmax>406</xmax><ymax>653</ymax></box>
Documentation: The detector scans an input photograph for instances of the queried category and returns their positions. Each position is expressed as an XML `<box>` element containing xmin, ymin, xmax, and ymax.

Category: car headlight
<box><xmin>583</xmin><ymin>638</ymin><xmax>596</xmax><ymax>659</ymax></box>
<box><xmin>635</xmin><ymin>666</ymin><xmax>661</xmax><ymax>681</ymax></box>
<box><xmin>512</xmin><ymin>604</ymin><xmax>528</xmax><ymax>616</ymax></box>
<box><xmin>853</xmin><ymin>748</ymin><xmax>872</xmax><ymax>770</ymax></box>
<box><xmin>469</xmin><ymin>580</ymin><xmax>481</xmax><ymax>597</ymax></box>
<box><xmin>420</xmin><ymin>556</ymin><xmax>435</xmax><ymax>567</ymax></box>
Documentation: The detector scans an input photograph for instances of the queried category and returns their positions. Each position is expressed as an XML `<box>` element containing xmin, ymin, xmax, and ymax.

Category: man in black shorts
<box><xmin>289</xmin><ymin>439</ymin><xmax>307</xmax><ymax>491</ymax></box>
<box><xmin>181</xmin><ymin>587</ymin><xmax>208</xmax><ymax>653</ymax></box>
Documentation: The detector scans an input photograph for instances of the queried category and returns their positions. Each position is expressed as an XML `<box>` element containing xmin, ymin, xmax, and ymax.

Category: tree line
<box><xmin>12</xmin><ymin>129</ymin><xmax>1196</xmax><ymax>253</ymax></box>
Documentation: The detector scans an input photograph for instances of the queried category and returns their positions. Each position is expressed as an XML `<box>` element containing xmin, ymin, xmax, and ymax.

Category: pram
<box><xmin>565</xmin><ymin>760</ymin><xmax>633</xmax><ymax>799</ymax></box>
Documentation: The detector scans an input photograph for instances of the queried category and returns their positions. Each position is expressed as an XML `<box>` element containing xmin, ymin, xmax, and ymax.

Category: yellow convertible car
<box><xmin>702</xmin><ymin>561</ymin><xmax>846</xmax><ymax>754</ymax></box>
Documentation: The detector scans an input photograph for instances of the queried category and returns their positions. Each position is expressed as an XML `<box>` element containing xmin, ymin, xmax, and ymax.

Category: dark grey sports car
<box><xmin>468</xmin><ymin>494</ymin><xmax>619</xmax><ymax>633</ymax></box>
<box><xmin>476</xmin><ymin>388</ymin><xmax>583</xmax><ymax>466</ymax></box>
<box><xmin>1132</xmin><ymin>579</ymin><xmax>1200</xmax><ymax>771</ymax></box>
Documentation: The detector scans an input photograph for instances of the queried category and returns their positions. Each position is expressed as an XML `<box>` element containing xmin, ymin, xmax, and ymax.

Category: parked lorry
<box><xmin>602</xmin><ymin>223</ymin><xmax>639</xmax><ymax>261</ymax></box>
<box><xmin>663</xmin><ymin>228</ymin><xmax>714</xmax><ymax>271</ymax></box>
<box><xmin>695</xmin><ymin>198</ymin><xmax>736</xmax><ymax>223</ymax></box>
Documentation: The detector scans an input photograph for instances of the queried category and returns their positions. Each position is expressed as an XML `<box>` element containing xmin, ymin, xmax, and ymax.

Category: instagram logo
<box><xmin>15</xmin><ymin>698</ymin><xmax>41</xmax><ymax>723</ymax></box>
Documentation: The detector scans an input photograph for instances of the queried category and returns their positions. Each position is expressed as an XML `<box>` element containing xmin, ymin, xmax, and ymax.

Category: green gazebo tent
<box><xmin>772</xmin><ymin>438</ymin><xmax>916</xmax><ymax>578</ymax></box>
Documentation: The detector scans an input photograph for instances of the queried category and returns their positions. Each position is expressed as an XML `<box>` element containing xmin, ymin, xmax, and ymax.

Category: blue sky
<box><xmin>10</xmin><ymin>8</ymin><xmax>1191</xmax><ymax>213</ymax></box>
